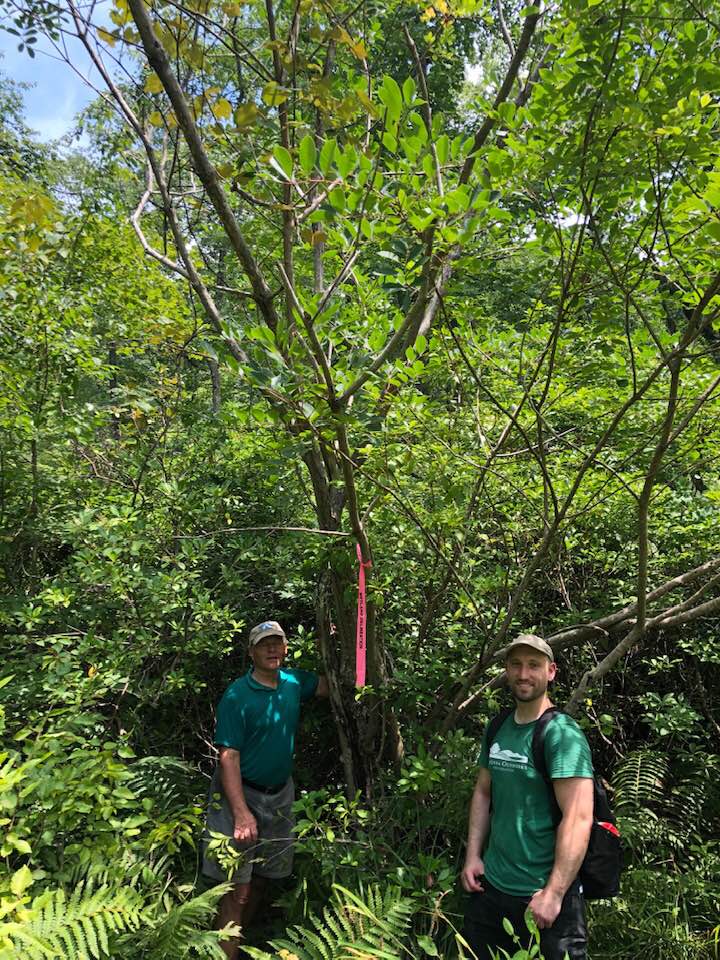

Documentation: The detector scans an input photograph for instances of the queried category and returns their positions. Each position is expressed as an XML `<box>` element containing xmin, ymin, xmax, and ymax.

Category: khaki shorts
<box><xmin>202</xmin><ymin>776</ymin><xmax>295</xmax><ymax>884</ymax></box>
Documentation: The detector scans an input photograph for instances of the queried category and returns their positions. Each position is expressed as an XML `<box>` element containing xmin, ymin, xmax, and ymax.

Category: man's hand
<box><xmin>233</xmin><ymin>810</ymin><xmax>258</xmax><ymax>844</ymax></box>
<box><xmin>461</xmin><ymin>853</ymin><xmax>486</xmax><ymax>893</ymax></box>
<box><xmin>528</xmin><ymin>887</ymin><xmax>563</xmax><ymax>929</ymax></box>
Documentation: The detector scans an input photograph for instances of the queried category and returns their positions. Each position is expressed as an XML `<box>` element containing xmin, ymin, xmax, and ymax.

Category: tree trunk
<box><xmin>304</xmin><ymin>447</ymin><xmax>402</xmax><ymax>797</ymax></box>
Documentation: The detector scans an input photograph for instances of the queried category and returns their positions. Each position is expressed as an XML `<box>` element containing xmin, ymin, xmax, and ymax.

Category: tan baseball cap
<box><xmin>503</xmin><ymin>633</ymin><xmax>554</xmax><ymax>660</ymax></box>
<box><xmin>248</xmin><ymin>620</ymin><xmax>286</xmax><ymax>647</ymax></box>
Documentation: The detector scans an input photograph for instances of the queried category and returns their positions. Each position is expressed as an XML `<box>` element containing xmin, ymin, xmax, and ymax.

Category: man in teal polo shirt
<box><xmin>460</xmin><ymin>634</ymin><xmax>594</xmax><ymax>959</ymax></box>
<box><xmin>203</xmin><ymin>619</ymin><xmax>328</xmax><ymax>958</ymax></box>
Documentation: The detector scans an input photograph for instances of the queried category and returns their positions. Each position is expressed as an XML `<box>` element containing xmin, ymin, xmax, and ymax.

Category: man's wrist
<box><xmin>542</xmin><ymin>882</ymin><xmax>566</xmax><ymax>900</ymax></box>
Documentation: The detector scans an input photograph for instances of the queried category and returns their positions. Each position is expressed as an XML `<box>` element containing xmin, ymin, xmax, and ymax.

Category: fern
<box><xmin>244</xmin><ymin>883</ymin><xmax>416</xmax><ymax>960</ymax></box>
<box><xmin>613</xmin><ymin>748</ymin><xmax>669</xmax><ymax>812</ymax></box>
<box><xmin>132</xmin><ymin>882</ymin><xmax>234</xmax><ymax>960</ymax></box>
<box><xmin>613</xmin><ymin>747</ymin><xmax>720</xmax><ymax>859</ymax></box>
<box><xmin>127</xmin><ymin>755</ymin><xmax>201</xmax><ymax>817</ymax></box>
<box><xmin>1</xmin><ymin>882</ymin><xmax>145</xmax><ymax>960</ymax></box>
<box><xmin>67</xmin><ymin>847</ymin><xmax>171</xmax><ymax>891</ymax></box>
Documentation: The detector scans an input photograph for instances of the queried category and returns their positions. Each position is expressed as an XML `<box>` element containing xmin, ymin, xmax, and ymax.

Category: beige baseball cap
<box><xmin>503</xmin><ymin>633</ymin><xmax>554</xmax><ymax>661</ymax></box>
<box><xmin>248</xmin><ymin>620</ymin><xmax>286</xmax><ymax>647</ymax></box>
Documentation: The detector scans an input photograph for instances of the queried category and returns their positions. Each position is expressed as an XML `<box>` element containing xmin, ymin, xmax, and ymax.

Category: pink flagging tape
<box><xmin>355</xmin><ymin>542</ymin><xmax>371</xmax><ymax>688</ymax></box>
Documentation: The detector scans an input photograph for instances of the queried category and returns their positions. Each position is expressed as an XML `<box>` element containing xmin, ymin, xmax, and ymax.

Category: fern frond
<box><xmin>127</xmin><ymin>755</ymin><xmax>200</xmax><ymax>816</ymax></box>
<box><xmin>246</xmin><ymin>884</ymin><xmax>416</xmax><ymax>960</ymax></box>
<box><xmin>3</xmin><ymin>883</ymin><xmax>145</xmax><ymax>960</ymax></box>
<box><xmin>664</xmin><ymin>751</ymin><xmax>717</xmax><ymax>824</ymax></box>
<box><xmin>613</xmin><ymin>748</ymin><xmax>669</xmax><ymax>811</ymax></box>
<box><xmin>134</xmin><ymin>881</ymin><xmax>231</xmax><ymax>960</ymax></box>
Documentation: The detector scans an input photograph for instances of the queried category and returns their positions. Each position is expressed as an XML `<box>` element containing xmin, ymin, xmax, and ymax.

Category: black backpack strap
<box><xmin>486</xmin><ymin>706</ymin><xmax>514</xmax><ymax>752</ymax></box>
<box><xmin>483</xmin><ymin>706</ymin><xmax>514</xmax><ymax>831</ymax></box>
<box><xmin>532</xmin><ymin>706</ymin><xmax>563</xmax><ymax>825</ymax></box>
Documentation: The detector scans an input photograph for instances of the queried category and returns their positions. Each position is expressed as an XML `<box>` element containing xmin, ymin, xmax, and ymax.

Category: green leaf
<box><xmin>435</xmin><ymin>134</ymin><xmax>449</xmax><ymax>164</ymax></box>
<box><xmin>11</xmin><ymin>865</ymin><xmax>33</xmax><ymax>896</ymax></box>
<box><xmin>271</xmin><ymin>145</ymin><xmax>294</xmax><ymax>180</ymax></box>
<box><xmin>10</xmin><ymin>836</ymin><xmax>32</xmax><ymax>854</ymax></box>
<box><xmin>329</xmin><ymin>187</ymin><xmax>346</xmax><ymax>211</ymax></box>
<box><xmin>319</xmin><ymin>138</ymin><xmax>337</xmax><ymax>175</ymax></box>
<box><xmin>402</xmin><ymin>76</ymin><xmax>416</xmax><ymax>104</ymax></box>
<box><xmin>336</xmin><ymin>145</ymin><xmax>357</xmax><ymax>178</ymax></box>
<box><xmin>378</xmin><ymin>76</ymin><xmax>402</xmax><ymax>121</ymax></box>
<box><xmin>498</xmin><ymin>101</ymin><xmax>516</xmax><ymax>123</ymax></box>
<box><xmin>299</xmin><ymin>135</ymin><xmax>317</xmax><ymax>175</ymax></box>
<box><xmin>417</xmin><ymin>934</ymin><xmax>439</xmax><ymax>956</ymax></box>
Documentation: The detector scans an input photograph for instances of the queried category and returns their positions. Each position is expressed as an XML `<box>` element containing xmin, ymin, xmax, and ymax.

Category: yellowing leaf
<box><xmin>186</xmin><ymin>43</ymin><xmax>205</xmax><ymax>68</ymax></box>
<box><xmin>262</xmin><ymin>81</ymin><xmax>289</xmax><ymax>106</ymax></box>
<box><xmin>214</xmin><ymin>98</ymin><xmax>232</xmax><ymax>120</ymax></box>
<box><xmin>148</xmin><ymin>111</ymin><xmax>164</xmax><ymax>127</ymax></box>
<box><xmin>97</xmin><ymin>27</ymin><xmax>117</xmax><ymax>46</ymax></box>
<box><xmin>222</xmin><ymin>1</ymin><xmax>244</xmax><ymax>13</ymax></box>
<box><xmin>11</xmin><ymin>865</ymin><xmax>33</xmax><ymax>897</ymax></box>
<box><xmin>350</xmin><ymin>39</ymin><xmax>368</xmax><ymax>59</ymax></box>
<box><xmin>145</xmin><ymin>73</ymin><xmax>164</xmax><ymax>94</ymax></box>
<box><xmin>234</xmin><ymin>103</ymin><xmax>260</xmax><ymax>127</ymax></box>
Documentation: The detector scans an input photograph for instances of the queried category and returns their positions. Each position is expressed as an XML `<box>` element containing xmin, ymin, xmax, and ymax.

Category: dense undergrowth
<box><xmin>3</xmin><ymin>0</ymin><xmax>720</xmax><ymax>954</ymax></box>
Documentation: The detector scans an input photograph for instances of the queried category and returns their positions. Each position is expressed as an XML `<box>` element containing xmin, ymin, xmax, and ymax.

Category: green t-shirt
<box><xmin>214</xmin><ymin>667</ymin><xmax>318</xmax><ymax>787</ymax></box>
<box><xmin>478</xmin><ymin>711</ymin><xmax>593</xmax><ymax>897</ymax></box>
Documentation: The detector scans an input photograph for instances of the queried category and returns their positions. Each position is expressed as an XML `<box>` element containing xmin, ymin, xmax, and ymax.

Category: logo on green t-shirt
<box><xmin>489</xmin><ymin>742</ymin><xmax>529</xmax><ymax>767</ymax></box>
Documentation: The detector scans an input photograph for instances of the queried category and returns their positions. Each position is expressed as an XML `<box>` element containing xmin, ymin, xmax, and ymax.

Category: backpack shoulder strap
<box><xmin>486</xmin><ymin>706</ymin><xmax>514</xmax><ymax>750</ymax></box>
<box><xmin>532</xmin><ymin>706</ymin><xmax>562</xmax><ymax>824</ymax></box>
<box><xmin>532</xmin><ymin>706</ymin><xmax>561</xmax><ymax>782</ymax></box>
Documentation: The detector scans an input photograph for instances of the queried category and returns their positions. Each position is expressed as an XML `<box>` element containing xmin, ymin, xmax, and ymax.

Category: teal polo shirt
<box><xmin>214</xmin><ymin>667</ymin><xmax>318</xmax><ymax>787</ymax></box>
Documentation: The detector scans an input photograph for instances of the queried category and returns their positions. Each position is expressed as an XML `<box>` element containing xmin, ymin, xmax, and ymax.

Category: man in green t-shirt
<box><xmin>203</xmin><ymin>619</ymin><xmax>328</xmax><ymax>959</ymax></box>
<box><xmin>460</xmin><ymin>634</ymin><xmax>594</xmax><ymax>960</ymax></box>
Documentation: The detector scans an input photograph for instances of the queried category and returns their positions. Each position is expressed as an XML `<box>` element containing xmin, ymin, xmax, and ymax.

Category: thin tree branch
<box><xmin>126</xmin><ymin>0</ymin><xmax>280</xmax><ymax>331</ymax></box>
<box><xmin>403</xmin><ymin>25</ymin><xmax>443</xmax><ymax>197</ymax></box>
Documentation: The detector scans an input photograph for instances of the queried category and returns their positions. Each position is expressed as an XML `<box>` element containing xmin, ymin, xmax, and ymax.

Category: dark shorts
<box><xmin>202</xmin><ymin>777</ymin><xmax>295</xmax><ymax>884</ymax></box>
<box><xmin>462</xmin><ymin>878</ymin><xmax>587</xmax><ymax>960</ymax></box>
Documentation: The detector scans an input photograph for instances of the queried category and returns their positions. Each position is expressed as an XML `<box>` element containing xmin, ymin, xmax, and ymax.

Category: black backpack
<box><xmin>486</xmin><ymin>706</ymin><xmax>622</xmax><ymax>900</ymax></box>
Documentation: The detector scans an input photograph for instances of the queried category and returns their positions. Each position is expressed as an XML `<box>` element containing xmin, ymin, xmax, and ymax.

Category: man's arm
<box><xmin>461</xmin><ymin>766</ymin><xmax>492</xmax><ymax>893</ymax></box>
<box><xmin>529</xmin><ymin>776</ymin><xmax>594</xmax><ymax>928</ymax></box>
<box><xmin>315</xmin><ymin>675</ymin><xmax>329</xmax><ymax>697</ymax></box>
<box><xmin>218</xmin><ymin>746</ymin><xmax>258</xmax><ymax>843</ymax></box>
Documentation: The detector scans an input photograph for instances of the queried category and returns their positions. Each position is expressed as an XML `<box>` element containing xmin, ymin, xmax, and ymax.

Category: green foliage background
<box><xmin>1</xmin><ymin>0</ymin><xmax>720</xmax><ymax>955</ymax></box>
